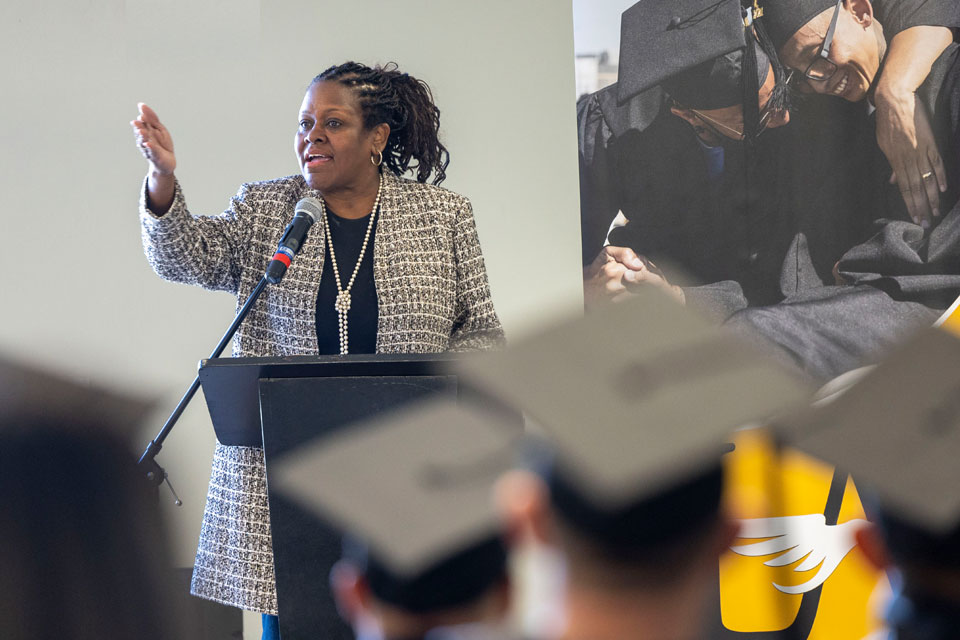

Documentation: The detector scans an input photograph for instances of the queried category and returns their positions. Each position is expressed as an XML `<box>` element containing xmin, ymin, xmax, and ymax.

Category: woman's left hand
<box><xmin>875</xmin><ymin>88</ymin><xmax>947</xmax><ymax>228</ymax></box>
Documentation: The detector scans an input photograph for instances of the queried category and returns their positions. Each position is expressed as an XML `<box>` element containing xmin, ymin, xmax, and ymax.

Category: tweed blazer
<box><xmin>140</xmin><ymin>170</ymin><xmax>504</xmax><ymax>614</ymax></box>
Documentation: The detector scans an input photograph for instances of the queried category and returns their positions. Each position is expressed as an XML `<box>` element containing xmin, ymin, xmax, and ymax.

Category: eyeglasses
<box><xmin>688</xmin><ymin>92</ymin><xmax>787</xmax><ymax>141</ymax></box>
<box><xmin>803</xmin><ymin>0</ymin><xmax>844</xmax><ymax>83</ymax></box>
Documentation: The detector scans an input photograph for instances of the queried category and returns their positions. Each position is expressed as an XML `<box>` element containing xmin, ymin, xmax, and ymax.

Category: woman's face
<box><xmin>779</xmin><ymin>1</ymin><xmax>881</xmax><ymax>102</ymax></box>
<box><xmin>295</xmin><ymin>80</ymin><xmax>386</xmax><ymax>195</ymax></box>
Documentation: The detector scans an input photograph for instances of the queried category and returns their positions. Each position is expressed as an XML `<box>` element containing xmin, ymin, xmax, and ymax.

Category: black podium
<box><xmin>199</xmin><ymin>354</ymin><xmax>471</xmax><ymax>640</ymax></box>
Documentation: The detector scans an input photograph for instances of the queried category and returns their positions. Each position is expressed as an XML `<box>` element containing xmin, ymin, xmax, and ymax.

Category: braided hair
<box><xmin>311</xmin><ymin>62</ymin><xmax>450</xmax><ymax>185</ymax></box>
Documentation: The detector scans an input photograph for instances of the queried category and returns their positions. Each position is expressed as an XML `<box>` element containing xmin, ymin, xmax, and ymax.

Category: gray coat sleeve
<box><xmin>139</xmin><ymin>177</ymin><xmax>254</xmax><ymax>294</ymax></box>
<box><xmin>447</xmin><ymin>198</ymin><xmax>506</xmax><ymax>352</ymax></box>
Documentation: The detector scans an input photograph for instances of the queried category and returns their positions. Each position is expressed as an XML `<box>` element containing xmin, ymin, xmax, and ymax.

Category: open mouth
<box><xmin>831</xmin><ymin>72</ymin><xmax>849</xmax><ymax>97</ymax></box>
<box><xmin>305</xmin><ymin>153</ymin><xmax>331</xmax><ymax>168</ymax></box>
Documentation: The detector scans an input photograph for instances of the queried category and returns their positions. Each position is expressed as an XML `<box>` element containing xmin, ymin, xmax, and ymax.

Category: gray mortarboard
<box><xmin>618</xmin><ymin>0</ymin><xmax>771</xmax><ymax>110</ymax></box>
<box><xmin>0</xmin><ymin>355</ymin><xmax>154</xmax><ymax>433</ymax></box>
<box><xmin>760</xmin><ymin>0</ymin><xmax>836</xmax><ymax>52</ymax></box>
<box><xmin>777</xmin><ymin>327</ymin><xmax>960</xmax><ymax>564</ymax></box>
<box><xmin>457</xmin><ymin>288</ymin><xmax>812</xmax><ymax>547</ymax></box>
<box><xmin>270</xmin><ymin>398</ymin><xmax>518</xmax><ymax>612</ymax></box>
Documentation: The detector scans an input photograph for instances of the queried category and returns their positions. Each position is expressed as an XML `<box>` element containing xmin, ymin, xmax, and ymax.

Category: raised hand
<box><xmin>131</xmin><ymin>103</ymin><xmax>176</xmax><ymax>175</ymax></box>
<box><xmin>131</xmin><ymin>103</ymin><xmax>176</xmax><ymax>214</ymax></box>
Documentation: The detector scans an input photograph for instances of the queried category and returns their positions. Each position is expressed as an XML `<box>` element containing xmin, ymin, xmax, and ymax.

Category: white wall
<box><xmin>1</xmin><ymin>1</ymin><xmax>581</xmax><ymax>634</ymax></box>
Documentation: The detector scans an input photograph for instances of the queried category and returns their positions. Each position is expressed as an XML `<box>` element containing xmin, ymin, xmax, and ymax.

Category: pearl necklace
<box><xmin>320</xmin><ymin>173</ymin><xmax>383</xmax><ymax>354</ymax></box>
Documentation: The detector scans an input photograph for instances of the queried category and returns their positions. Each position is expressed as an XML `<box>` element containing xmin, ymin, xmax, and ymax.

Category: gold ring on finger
<box><xmin>922</xmin><ymin>171</ymin><xmax>934</xmax><ymax>180</ymax></box>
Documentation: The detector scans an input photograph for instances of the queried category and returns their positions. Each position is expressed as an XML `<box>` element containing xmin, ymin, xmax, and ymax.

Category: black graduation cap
<box><xmin>270</xmin><ymin>399</ymin><xmax>518</xmax><ymax>612</ymax></box>
<box><xmin>760</xmin><ymin>0</ymin><xmax>836</xmax><ymax>52</ymax></box>
<box><xmin>457</xmin><ymin>287</ymin><xmax>812</xmax><ymax>547</ymax></box>
<box><xmin>618</xmin><ymin>0</ymin><xmax>773</xmax><ymax>111</ymax></box>
<box><xmin>777</xmin><ymin>326</ymin><xmax>960</xmax><ymax>566</ymax></box>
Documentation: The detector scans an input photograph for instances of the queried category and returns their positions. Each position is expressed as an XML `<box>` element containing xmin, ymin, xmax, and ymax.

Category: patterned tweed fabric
<box><xmin>140</xmin><ymin>170</ymin><xmax>505</xmax><ymax>613</ymax></box>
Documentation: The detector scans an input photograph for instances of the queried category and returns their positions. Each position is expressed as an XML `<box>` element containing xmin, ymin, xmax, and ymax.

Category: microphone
<box><xmin>265</xmin><ymin>196</ymin><xmax>323</xmax><ymax>284</ymax></box>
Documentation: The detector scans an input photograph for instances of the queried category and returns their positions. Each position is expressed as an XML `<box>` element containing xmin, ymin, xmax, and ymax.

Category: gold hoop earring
<box><xmin>371</xmin><ymin>150</ymin><xmax>383</xmax><ymax>166</ymax></box>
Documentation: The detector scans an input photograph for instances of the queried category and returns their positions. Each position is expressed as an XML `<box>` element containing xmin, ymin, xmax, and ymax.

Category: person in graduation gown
<box><xmin>723</xmin><ymin>0</ymin><xmax>960</xmax><ymax>381</ymax></box>
<box><xmin>501</xmin><ymin>464</ymin><xmax>737</xmax><ymax>640</ymax></box>
<box><xmin>580</xmin><ymin>0</ymin><xmax>805</xmax><ymax>321</ymax></box>
<box><xmin>269</xmin><ymin>400</ymin><xmax>516</xmax><ymax>640</ymax></box>
<box><xmin>330</xmin><ymin>537</ymin><xmax>511</xmax><ymax>640</ymax></box>
<box><xmin>467</xmin><ymin>289</ymin><xmax>808</xmax><ymax>640</ymax></box>
<box><xmin>764</xmin><ymin>0</ymin><xmax>960</xmax><ymax>226</ymax></box>
<box><xmin>580</xmin><ymin>44</ymin><xmax>791</xmax><ymax>317</ymax></box>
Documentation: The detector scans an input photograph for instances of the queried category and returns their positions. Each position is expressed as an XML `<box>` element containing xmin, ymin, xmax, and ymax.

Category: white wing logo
<box><xmin>730</xmin><ymin>514</ymin><xmax>868</xmax><ymax>595</ymax></box>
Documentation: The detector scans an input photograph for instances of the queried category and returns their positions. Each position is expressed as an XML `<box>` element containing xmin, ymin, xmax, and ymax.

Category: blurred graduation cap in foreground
<box><xmin>0</xmin><ymin>357</ymin><xmax>180</xmax><ymax>640</ymax></box>
<box><xmin>776</xmin><ymin>326</ymin><xmax>960</xmax><ymax>563</ymax></box>
<box><xmin>269</xmin><ymin>398</ymin><xmax>519</xmax><ymax>612</ymax></box>
<box><xmin>0</xmin><ymin>355</ymin><xmax>155</xmax><ymax>432</ymax></box>
<box><xmin>457</xmin><ymin>288</ymin><xmax>812</xmax><ymax>546</ymax></box>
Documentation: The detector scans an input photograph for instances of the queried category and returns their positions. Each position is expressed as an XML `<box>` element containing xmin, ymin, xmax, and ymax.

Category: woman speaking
<box><xmin>132</xmin><ymin>62</ymin><xmax>504</xmax><ymax>635</ymax></box>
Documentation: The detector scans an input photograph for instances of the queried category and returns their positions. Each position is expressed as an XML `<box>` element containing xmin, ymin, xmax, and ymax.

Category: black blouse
<box><xmin>315</xmin><ymin>208</ymin><xmax>379</xmax><ymax>355</ymax></box>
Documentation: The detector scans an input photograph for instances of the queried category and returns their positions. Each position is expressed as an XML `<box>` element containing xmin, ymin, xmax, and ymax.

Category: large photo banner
<box><xmin>572</xmin><ymin>0</ymin><xmax>960</xmax><ymax>637</ymax></box>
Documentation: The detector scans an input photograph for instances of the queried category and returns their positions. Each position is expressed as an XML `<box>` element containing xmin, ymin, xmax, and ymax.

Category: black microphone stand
<box><xmin>137</xmin><ymin>276</ymin><xmax>270</xmax><ymax>503</ymax></box>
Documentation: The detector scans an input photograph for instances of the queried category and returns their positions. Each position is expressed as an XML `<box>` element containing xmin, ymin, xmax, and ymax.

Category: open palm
<box><xmin>131</xmin><ymin>102</ymin><xmax>176</xmax><ymax>175</ymax></box>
